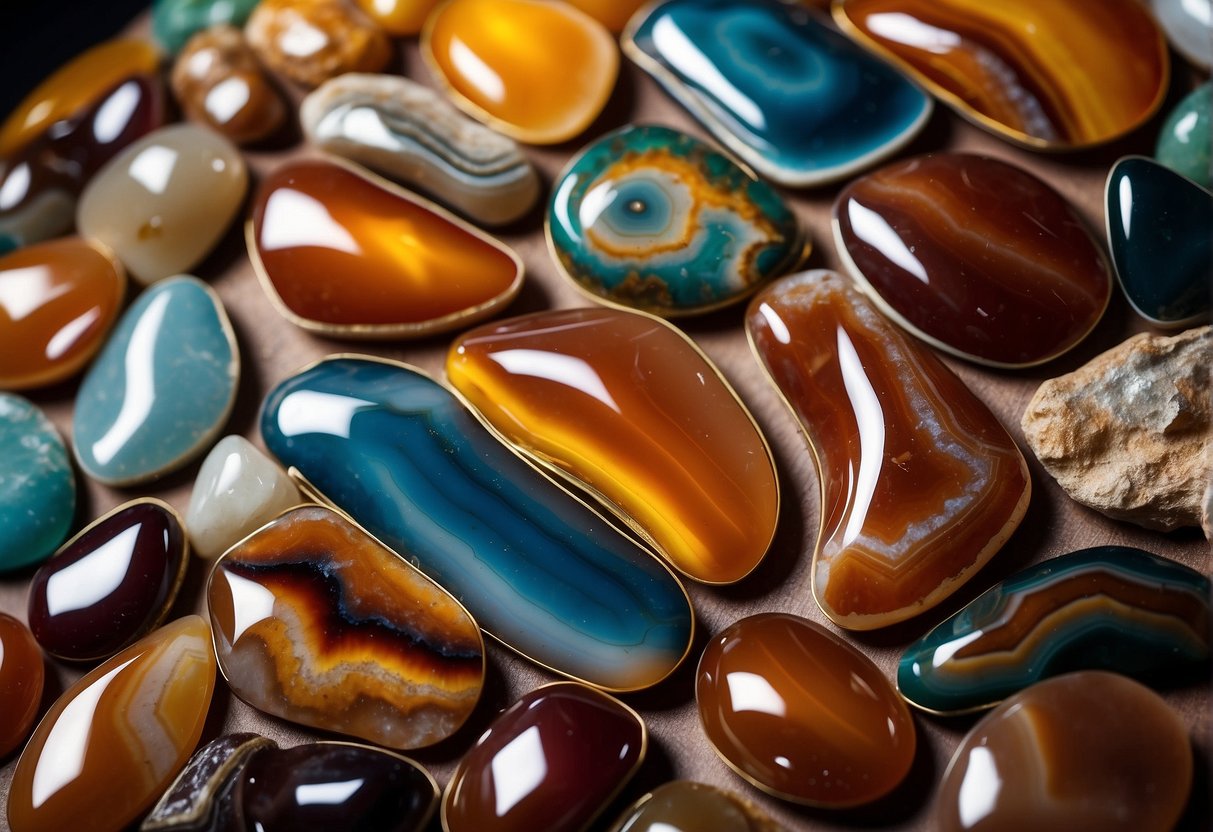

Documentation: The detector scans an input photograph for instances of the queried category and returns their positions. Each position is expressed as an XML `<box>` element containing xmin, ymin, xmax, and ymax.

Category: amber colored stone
<box><xmin>606</xmin><ymin>781</ymin><xmax>778</xmax><ymax>832</ymax></box>
<box><xmin>935</xmin><ymin>672</ymin><xmax>1192</xmax><ymax>831</ymax></box>
<box><xmin>448</xmin><ymin>308</ymin><xmax>778</xmax><ymax>584</ymax></box>
<box><xmin>0</xmin><ymin>238</ymin><xmax>125</xmax><ymax>391</ymax></box>
<box><xmin>246</xmin><ymin>0</ymin><xmax>391</xmax><ymax>88</ymax></box>
<box><xmin>250</xmin><ymin>159</ymin><xmax>522</xmax><ymax>338</ymax></box>
<box><xmin>563</xmin><ymin>0</ymin><xmax>649</xmax><ymax>32</ymax></box>
<box><xmin>0</xmin><ymin>613</ymin><xmax>43</xmax><ymax>758</ymax></box>
<box><xmin>353</xmin><ymin>0</ymin><xmax>439</xmax><ymax>34</ymax></box>
<box><xmin>834</xmin><ymin>0</ymin><xmax>1169</xmax><ymax>150</ymax></box>
<box><xmin>423</xmin><ymin>0</ymin><xmax>619</xmax><ymax>144</ymax></box>
<box><xmin>7</xmin><ymin>616</ymin><xmax>217</xmax><ymax>832</ymax></box>
<box><xmin>696</xmin><ymin>613</ymin><xmax>915</xmax><ymax>807</ymax></box>
<box><xmin>746</xmin><ymin>272</ymin><xmax>1030</xmax><ymax>629</ymax></box>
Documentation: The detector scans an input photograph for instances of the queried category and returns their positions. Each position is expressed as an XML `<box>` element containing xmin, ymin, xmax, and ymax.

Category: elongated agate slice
<box><xmin>261</xmin><ymin>357</ymin><xmax>694</xmax><ymax>691</ymax></box>
<box><xmin>899</xmin><ymin>547</ymin><xmax>1211</xmax><ymax>715</ymax></box>
<box><xmin>448</xmin><ymin>307</ymin><xmax>779</xmax><ymax>584</ymax></box>
<box><xmin>746</xmin><ymin>271</ymin><xmax>1030</xmax><ymax>629</ymax></box>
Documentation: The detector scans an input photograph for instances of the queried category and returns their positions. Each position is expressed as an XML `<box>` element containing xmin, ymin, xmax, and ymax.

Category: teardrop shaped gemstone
<box><xmin>834</xmin><ymin>0</ymin><xmax>1169</xmax><ymax>150</ymax></box>
<box><xmin>696</xmin><ymin>613</ymin><xmax>915</xmax><ymax>807</ymax></box>
<box><xmin>6</xmin><ymin>616</ymin><xmax>217</xmax><ymax>832</ymax></box>
<box><xmin>934</xmin><ymin>672</ymin><xmax>1191</xmax><ymax>832</ymax></box>
<box><xmin>246</xmin><ymin>0</ymin><xmax>391</xmax><ymax>89</ymax></box>
<box><xmin>548</xmin><ymin>125</ymin><xmax>803</xmax><ymax>315</ymax></box>
<box><xmin>1156</xmin><ymin>83</ymin><xmax>1211</xmax><ymax>189</ymax></box>
<box><xmin>0</xmin><ymin>394</ymin><xmax>75</xmax><ymax>572</ymax></box>
<box><xmin>835</xmin><ymin>153</ymin><xmax>1111</xmax><ymax>367</ymax></box>
<box><xmin>448</xmin><ymin>307</ymin><xmax>779</xmax><ymax>584</ymax></box>
<box><xmin>624</xmin><ymin>0</ymin><xmax>932</xmax><ymax>186</ymax></box>
<box><xmin>1150</xmin><ymin>0</ymin><xmax>1212</xmax><ymax>70</ymax></box>
<box><xmin>153</xmin><ymin>0</ymin><xmax>261</xmax><ymax>54</ymax></box>
<box><xmin>261</xmin><ymin>357</ymin><xmax>694</xmax><ymax>691</ymax></box>
<box><xmin>0</xmin><ymin>613</ymin><xmax>43</xmax><ymax>758</ymax></box>
<box><xmin>28</xmin><ymin>499</ymin><xmax>188</xmax><ymax>662</ymax></box>
<box><xmin>605</xmin><ymin>781</ymin><xmax>777</xmax><ymax>832</ymax></box>
<box><xmin>143</xmin><ymin>733</ymin><xmax>274</xmax><ymax>832</ymax></box>
<box><xmin>73</xmin><ymin>276</ymin><xmax>239</xmax><ymax>486</ymax></box>
<box><xmin>208</xmin><ymin>505</ymin><xmax>485</xmax><ymax>749</ymax></box>
<box><xmin>250</xmin><ymin>159</ymin><xmax>523</xmax><ymax>338</ymax></box>
<box><xmin>746</xmin><ymin>272</ymin><xmax>1030</xmax><ymax>629</ymax></box>
<box><xmin>443</xmin><ymin>683</ymin><xmax>645</xmax><ymax>832</ymax></box>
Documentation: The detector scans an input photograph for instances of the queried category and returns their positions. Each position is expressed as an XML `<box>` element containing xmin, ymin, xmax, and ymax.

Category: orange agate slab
<box><xmin>746</xmin><ymin>271</ymin><xmax>1030</xmax><ymax>629</ymax></box>
<box><xmin>0</xmin><ymin>613</ymin><xmax>43</xmax><ymax>758</ymax></box>
<box><xmin>448</xmin><ymin>307</ymin><xmax>779</xmax><ymax>584</ymax></box>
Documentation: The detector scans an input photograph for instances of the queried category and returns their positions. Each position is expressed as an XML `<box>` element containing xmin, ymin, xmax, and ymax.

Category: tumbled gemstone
<box><xmin>448</xmin><ymin>307</ymin><xmax>779</xmax><ymax>584</ymax></box>
<box><xmin>209</xmin><ymin>505</ymin><xmax>485</xmax><ymax>749</ymax></box>
<box><xmin>73</xmin><ymin>276</ymin><xmax>239</xmax><ymax>486</ymax></box>
<box><xmin>251</xmin><ymin>159</ymin><xmax>523</xmax><ymax>338</ymax></box>
<box><xmin>934</xmin><ymin>672</ymin><xmax>1191</xmax><ymax>831</ymax></box>
<box><xmin>300</xmin><ymin>74</ymin><xmax>540</xmax><ymax>227</ymax></box>
<box><xmin>548</xmin><ymin>125</ymin><xmax>803</xmax><ymax>315</ymax></box>
<box><xmin>443</xmin><ymin>683</ymin><xmax>645</xmax><ymax>832</ymax></box>
<box><xmin>0</xmin><ymin>394</ymin><xmax>74</xmax><ymax>571</ymax></box>
<box><xmin>77</xmin><ymin>124</ymin><xmax>247</xmax><ymax>285</ymax></box>
<box><xmin>1151</xmin><ymin>0</ymin><xmax>1212</xmax><ymax>70</ymax></box>
<box><xmin>0</xmin><ymin>613</ymin><xmax>43</xmax><ymax>758</ymax></box>
<box><xmin>7</xmin><ymin>616</ymin><xmax>217</xmax><ymax>832</ymax></box>
<box><xmin>834</xmin><ymin>0</ymin><xmax>1169</xmax><ymax>150</ymax></box>
<box><xmin>835</xmin><ymin>153</ymin><xmax>1111</xmax><ymax>367</ymax></box>
<box><xmin>605</xmin><ymin>781</ymin><xmax>776</xmax><ymax>832</ymax></box>
<box><xmin>246</xmin><ymin>0</ymin><xmax>391</xmax><ymax>88</ymax></box>
<box><xmin>566</xmin><ymin>0</ymin><xmax>649</xmax><ymax>32</ymax></box>
<box><xmin>1105</xmin><ymin>156</ymin><xmax>1211</xmax><ymax>328</ymax></box>
<box><xmin>186</xmin><ymin>435</ymin><xmax>302</xmax><ymax>560</ymax></box>
<box><xmin>625</xmin><ymin>0</ymin><xmax>932</xmax><ymax>186</ymax></box>
<box><xmin>696</xmin><ymin>613</ymin><xmax>915</xmax><ymax>807</ymax></box>
<box><xmin>153</xmin><ymin>0</ymin><xmax>262</xmax><ymax>54</ymax></box>
<box><xmin>423</xmin><ymin>0</ymin><xmax>618</xmax><ymax>144</ymax></box>
<box><xmin>1156</xmin><ymin>83</ymin><xmax>1211</xmax><ymax>188</ymax></box>
<box><xmin>899</xmin><ymin>547</ymin><xmax>1211</xmax><ymax>715</ymax></box>
<box><xmin>0</xmin><ymin>238</ymin><xmax>125</xmax><ymax>390</ymax></box>
<box><xmin>746</xmin><ymin>272</ymin><xmax>1030</xmax><ymax>629</ymax></box>
<box><xmin>142</xmin><ymin>733</ymin><xmax>274</xmax><ymax>832</ymax></box>
<box><xmin>352</xmin><ymin>0</ymin><xmax>439</xmax><ymax>34</ymax></box>
<box><xmin>261</xmin><ymin>357</ymin><xmax>694</xmax><ymax>691</ymax></box>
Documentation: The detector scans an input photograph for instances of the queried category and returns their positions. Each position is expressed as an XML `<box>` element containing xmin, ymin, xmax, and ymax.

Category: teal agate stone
<box><xmin>152</xmin><ymin>0</ymin><xmax>261</xmax><ymax>53</ymax></box>
<box><xmin>1105</xmin><ymin>156</ymin><xmax>1211</xmax><ymax>328</ymax></box>
<box><xmin>0</xmin><ymin>395</ymin><xmax>75</xmax><ymax>572</ymax></box>
<box><xmin>73</xmin><ymin>276</ymin><xmax>239</xmax><ymax>486</ymax></box>
<box><xmin>548</xmin><ymin>124</ymin><xmax>802</xmax><ymax>315</ymax></box>
<box><xmin>260</xmin><ymin>357</ymin><xmax>694</xmax><ymax>692</ymax></box>
<box><xmin>1156</xmin><ymin>82</ymin><xmax>1211</xmax><ymax>188</ymax></box>
<box><xmin>623</xmin><ymin>0</ymin><xmax>931</xmax><ymax>187</ymax></box>
<box><xmin>898</xmin><ymin>547</ymin><xmax>1211</xmax><ymax>715</ymax></box>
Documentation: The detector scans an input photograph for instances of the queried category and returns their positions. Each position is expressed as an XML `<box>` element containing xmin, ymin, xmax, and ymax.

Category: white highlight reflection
<box><xmin>1118</xmin><ymin>175</ymin><xmax>1133</xmax><ymax>241</ymax></box>
<box><xmin>276</xmin><ymin>390</ymin><xmax>377</xmax><ymax>439</ymax></box>
<box><xmin>837</xmin><ymin>327</ymin><xmax>883</xmax><ymax>547</ymax></box>
<box><xmin>758</xmin><ymin>303</ymin><xmax>791</xmax><ymax>344</ymax></box>
<box><xmin>46</xmin><ymin>525</ymin><xmax>141</xmax><ymax>617</ymax></box>
<box><xmin>295</xmin><ymin>779</ymin><xmax>364</xmax><ymax>805</ymax></box>
<box><xmin>93</xmin><ymin>80</ymin><xmax>140</xmax><ymax>144</ymax></box>
<box><xmin>128</xmin><ymin>145</ymin><xmax>179</xmax><ymax>195</ymax></box>
<box><xmin>958</xmin><ymin>746</ymin><xmax>1002</xmax><ymax>827</ymax></box>
<box><xmin>46</xmin><ymin>308</ymin><xmax>101</xmax><ymax>361</ymax></box>
<box><xmin>847</xmin><ymin>200</ymin><xmax>928</xmax><ymax>284</ymax></box>
<box><xmin>726</xmin><ymin>671</ymin><xmax>786</xmax><ymax>717</ymax></box>
<box><xmin>491</xmin><ymin>725</ymin><xmax>546</xmax><ymax>817</ymax></box>
<box><xmin>261</xmin><ymin>189</ymin><xmax>361</xmax><ymax>255</ymax></box>
<box><xmin>0</xmin><ymin>161</ymin><xmax>30</xmax><ymax>210</ymax></box>
<box><xmin>0</xmin><ymin>265</ymin><xmax>67</xmax><ymax>321</ymax></box>
<box><xmin>205</xmin><ymin>77</ymin><xmax>251</xmax><ymax>125</ymax></box>
<box><xmin>578</xmin><ymin>182</ymin><xmax>620</xmax><ymax>231</ymax></box>
<box><xmin>652</xmin><ymin>16</ymin><xmax>765</xmax><ymax>131</ymax></box>
<box><xmin>930</xmin><ymin>630</ymin><xmax>983</xmax><ymax>669</ymax></box>
<box><xmin>488</xmin><ymin>349</ymin><xmax>620</xmax><ymax>412</ymax></box>
<box><xmin>865</xmin><ymin>13</ymin><xmax>961</xmax><ymax>53</ymax></box>
<box><xmin>224</xmin><ymin>570</ymin><xmax>277</xmax><ymax>642</ymax></box>
<box><xmin>450</xmin><ymin>37</ymin><xmax>505</xmax><ymax>104</ymax></box>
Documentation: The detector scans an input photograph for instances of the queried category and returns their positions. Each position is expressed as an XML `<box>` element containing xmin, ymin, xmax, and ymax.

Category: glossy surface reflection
<box><xmin>353</xmin><ymin>0</ymin><xmax>440</xmax><ymax>35</ymax></box>
<box><xmin>245</xmin><ymin>0</ymin><xmax>391</xmax><ymax>88</ymax></box>
<box><xmin>142</xmin><ymin>733</ymin><xmax>274</xmax><ymax>831</ymax></box>
<box><xmin>0</xmin><ymin>395</ymin><xmax>75</xmax><ymax>572</ymax></box>
<box><xmin>606</xmin><ymin>781</ymin><xmax>777</xmax><ymax>832</ymax></box>
<box><xmin>0</xmin><ymin>613</ymin><xmax>43</xmax><ymax>758</ymax></box>
<box><xmin>1156</xmin><ymin>82</ymin><xmax>1211</xmax><ymax>189</ymax></box>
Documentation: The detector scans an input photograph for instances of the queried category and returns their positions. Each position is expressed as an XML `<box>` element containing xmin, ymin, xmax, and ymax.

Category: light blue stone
<box><xmin>0</xmin><ymin>395</ymin><xmax>75</xmax><ymax>572</ymax></box>
<box><xmin>73</xmin><ymin>276</ymin><xmax>239</xmax><ymax>486</ymax></box>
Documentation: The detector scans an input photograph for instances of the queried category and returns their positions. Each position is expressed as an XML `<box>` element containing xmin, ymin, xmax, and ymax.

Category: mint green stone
<box><xmin>0</xmin><ymin>395</ymin><xmax>75</xmax><ymax>572</ymax></box>
<box><xmin>152</xmin><ymin>0</ymin><xmax>261</xmax><ymax>54</ymax></box>
<box><xmin>1156</xmin><ymin>82</ymin><xmax>1211</xmax><ymax>188</ymax></box>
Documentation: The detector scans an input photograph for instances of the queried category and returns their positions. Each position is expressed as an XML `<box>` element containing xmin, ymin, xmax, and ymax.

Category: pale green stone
<box><xmin>0</xmin><ymin>395</ymin><xmax>75</xmax><ymax>571</ymax></box>
<box><xmin>1156</xmin><ymin>82</ymin><xmax>1211</xmax><ymax>188</ymax></box>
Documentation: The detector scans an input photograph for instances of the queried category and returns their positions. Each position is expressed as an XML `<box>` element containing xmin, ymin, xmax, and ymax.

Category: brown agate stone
<box><xmin>0</xmin><ymin>613</ymin><xmax>43</xmax><ymax>758</ymax></box>
<box><xmin>605</xmin><ymin>781</ymin><xmax>778</xmax><ymax>832</ymax></box>
<box><xmin>246</xmin><ymin>0</ymin><xmax>391</xmax><ymax>89</ymax></box>
<box><xmin>746</xmin><ymin>271</ymin><xmax>1030</xmax><ymax>629</ymax></box>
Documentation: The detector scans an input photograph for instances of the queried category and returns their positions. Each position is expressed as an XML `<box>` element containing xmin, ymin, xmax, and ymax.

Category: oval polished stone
<box><xmin>209</xmin><ymin>505</ymin><xmax>485</xmax><ymax>749</ymax></box>
<box><xmin>0</xmin><ymin>394</ymin><xmax>74</xmax><ymax>572</ymax></box>
<box><xmin>442</xmin><ymin>683</ymin><xmax>645</xmax><ymax>832</ymax></box>
<box><xmin>1156</xmin><ymin>83</ymin><xmax>1211</xmax><ymax>189</ymax></box>
<box><xmin>0</xmin><ymin>613</ymin><xmax>43</xmax><ymax>758</ymax></box>
<box><xmin>935</xmin><ymin>672</ymin><xmax>1192</xmax><ymax>831</ymax></box>
<box><xmin>261</xmin><ymin>357</ymin><xmax>694</xmax><ymax>691</ymax></box>
<box><xmin>548</xmin><ymin>125</ymin><xmax>803</xmax><ymax>315</ymax></box>
<box><xmin>448</xmin><ymin>307</ymin><xmax>779</xmax><ymax>584</ymax></box>
<box><xmin>422</xmin><ymin>0</ymin><xmax>619</xmax><ymax>145</ymax></box>
<box><xmin>153</xmin><ymin>0</ymin><xmax>261</xmax><ymax>54</ymax></box>
<box><xmin>1152</xmin><ymin>0</ymin><xmax>1212</xmax><ymax>70</ymax></box>
<box><xmin>624</xmin><ymin>0</ymin><xmax>932</xmax><ymax>187</ymax></box>
<box><xmin>142</xmin><ymin>733</ymin><xmax>275</xmax><ymax>832</ymax></box>
<box><xmin>301</xmin><ymin>74</ymin><xmax>540</xmax><ymax>227</ymax></box>
<box><xmin>834</xmin><ymin>0</ymin><xmax>1169</xmax><ymax>150</ymax></box>
<box><xmin>0</xmin><ymin>238</ymin><xmax>125</xmax><ymax>390</ymax></box>
<box><xmin>7</xmin><ymin>616</ymin><xmax>217</xmax><ymax>832</ymax></box>
<box><xmin>606</xmin><ymin>781</ymin><xmax>777</xmax><ymax>832</ymax></box>
<box><xmin>246</xmin><ymin>0</ymin><xmax>391</xmax><ymax>89</ymax></box>
<box><xmin>747</xmin><ymin>272</ymin><xmax>1030</xmax><ymax>629</ymax></box>
<box><xmin>250</xmin><ymin>159</ymin><xmax>523</xmax><ymax>339</ymax></box>
<box><xmin>835</xmin><ymin>153</ymin><xmax>1112</xmax><ymax>367</ymax></box>
<box><xmin>697</xmin><ymin>612</ymin><xmax>915</xmax><ymax>807</ymax></box>
<box><xmin>353</xmin><ymin>0</ymin><xmax>439</xmax><ymax>35</ymax></box>
<box><xmin>73</xmin><ymin>276</ymin><xmax>239</xmax><ymax>486</ymax></box>
<box><xmin>1105</xmin><ymin>156</ymin><xmax>1211</xmax><ymax>328</ymax></box>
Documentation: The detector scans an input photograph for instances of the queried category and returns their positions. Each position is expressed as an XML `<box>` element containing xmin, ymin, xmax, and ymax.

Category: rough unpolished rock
<box><xmin>1022</xmin><ymin>326</ymin><xmax>1211</xmax><ymax>534</ymax></box>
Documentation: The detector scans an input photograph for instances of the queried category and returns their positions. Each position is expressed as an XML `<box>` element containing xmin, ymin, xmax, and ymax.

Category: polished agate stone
<box><xmin>142</xmin><ymin>733</ymin><xmax>274</xmax><ymax>832</ymax></box>
<box><xmin>1105</xmin><ymin>156</ymin><xmax>1211</xmax><ymax>328</ymax></box>
<box><xmin>0</xmin><ymin>238</ymin><xmax>125</xmax><ymax>390</ymax></box>
<box><xmin>153</xmin><ymin>0</ymin><xmax>261</xmax><ymax>54</ymax></box>
<box><xmin>624</xmin><ymin>0</ymin><xmax>932</xmax><ymax>186</ymax></box>
<box><xmin>1156</xmin><ymin>83</ymin><xmax>1211</xmax><ymax>188</ymax></box>
<box><xmin>423</xmin><ymin>0</ymin><xmax>619</xmax><ymax>144</ymax></box>
<box><xmin>246</xmin><ymin>0</ymin><xmax>391</xmax><ymax>88</ymax></box>
<box><xmin>250</xmin><ymin>159</ymin><xmax>523</xmax><ymax>338</ymax></box>
<box><xmin>0</xmin><ymin>395</ymin><xmax>74</xmax><ymax>572</ymax></box>
<box><xmin>261</xmin><ymin>357</ymin><xmax>693</xmax><ymax>691</ymax></box>
<box><xmin>300</xmin><ymin>74</ymin><xmax>540</xmax><ymax>227</ymax></box>
<box><xmin>7</xmin><ymin>616</ymin><xmax>217</xmax><ymax>832</ymax></box>
<box><xmin>835</xmin><ymin>153</ymin><xmax>1111</xmax><ymax>367</ymax></box>
<box><xmin>747</xmin><ymin>272</ymin><xmax>1030</xmax><ymax>629</ymax></box>
<box><xmin>0</xmin><ymin>613</ymin><xmax>43</xmax><ymax>758</ymax></box>
<box><xmin>565</xmin><ymin>0</ymin><xmax>649</xmax><ymax>32</ymax></box>
<box><xmin>835</xmin><ymin>0</ymin><xmax>1169</xmax><ymax>150</ymax></box>
<box><xmin>606</xmin><ymin>781</ymin><xmax>776</xmax><ymax>832</ymax></box>
<box><xmin>1152</xmin><ymin>0</ymin><xmax>1212</xmax><ymax>69</ymax></box>
<box><xmin>443</xmin><ymin>683</ymin><xmax>645</xmax><ymax>832</ymax></box>
<box><xmin>209</xmin><ymin>505</ymin><xmax>485</xmax><ymax>749</ymax></box>
<box><xmin>448</xmin><ymin>307</ymin><xmax>779</xmax><ymax>584</ymax></box>
<box><xmin>73</xmin><ymin>276</ymin><xmax>239</xmax><ymax>486</ymax></box>
<box><xmin>696</xmin><ymin>613</ymin><xmax>915</xmax><ymax>806</ymax></box>
<box><xmin>352</xmin><ymin>0</ymin><xmax>438</xmax><ymax>34</ymax></box>
<box><xmin>935</xmin><ymin>672</ymin><xmax>1192</xmax><ymax>831</ymax></box>
<box><xmin>548</xmin><ymin>125</ymin><xmax>802</xmax><ymax>315</ymax></box>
